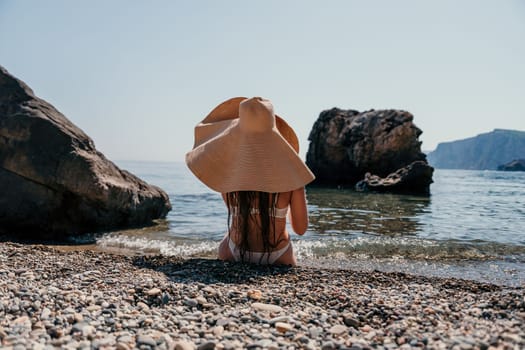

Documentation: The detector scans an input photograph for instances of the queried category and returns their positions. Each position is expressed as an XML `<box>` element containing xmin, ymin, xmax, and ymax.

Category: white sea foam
<box><xmin>94</xmin><ymin>231</ymin><xmax>525</xmax><ymax>287</ymax></box>
<box><xmin>97</xmin><ymin>234</ymin><xmax>217</xmax><ymax>258</ymax></box>
<box><xmin>96</xmin><ymin>232</ymin><xmax>521</xmax><ymax>262</ymax></box>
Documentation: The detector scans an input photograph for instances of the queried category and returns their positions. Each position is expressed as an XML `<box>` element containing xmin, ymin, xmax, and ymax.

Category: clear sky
<box><xmin>1</xmin><ymin>0</ymin><xmax>524</xmax><ymax>161</ymax></box>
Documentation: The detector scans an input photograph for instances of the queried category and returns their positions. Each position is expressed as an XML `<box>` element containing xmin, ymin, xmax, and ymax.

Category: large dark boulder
<box><xmin>306</xmin><ymin>107</ymin><xmax>433</xmax><ymax>195</ymax></box>
<box><xmin>0</xmin><ymin>65</ymin><xmax>171</xmax><ymax>238</ymax></box>
<box><xmin>497</xmin><ymin>159</ymin><xmax>525</xmax><ymax>172</ymax></box>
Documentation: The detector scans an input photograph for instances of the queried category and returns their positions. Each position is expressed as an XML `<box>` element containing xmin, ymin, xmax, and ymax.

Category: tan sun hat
<box><xmin>185</xmin><ymin>96</ymin><xmax>315</xmax><ymax>193</ymax></box>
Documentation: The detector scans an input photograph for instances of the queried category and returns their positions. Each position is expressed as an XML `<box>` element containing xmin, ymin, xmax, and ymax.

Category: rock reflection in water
<box><xmin>306</xmin><ymin>187</ymin><xmax>430</xmax><ymax>237</ymax></box>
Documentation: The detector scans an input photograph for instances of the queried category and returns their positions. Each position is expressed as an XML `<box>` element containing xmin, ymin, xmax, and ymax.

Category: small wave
<box><xmin>97</xmin><ymin>234</ymin><xmax>218</xmax><ymax>258</ymax></box>
<box><xmin>95</xmin><ymin>230</ymin><xmax>525</xmax><ymax>264</ymax></box>
<box><xmin>293</xmin><ymin>236</ymin><xmax>525</xmax><ymax>262</ymax></box>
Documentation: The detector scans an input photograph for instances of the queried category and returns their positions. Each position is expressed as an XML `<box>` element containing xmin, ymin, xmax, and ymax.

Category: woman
<box><xmin>185</xmin><ymin>97</ymin><xmax>315</xmax><ymax>265</ymax></box>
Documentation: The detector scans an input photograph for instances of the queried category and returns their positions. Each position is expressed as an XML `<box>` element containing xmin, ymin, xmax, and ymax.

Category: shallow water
<box><xmin>78</xmin><ymin>161</ymin><xmax>525</xmax><ymax>287</ymax></box>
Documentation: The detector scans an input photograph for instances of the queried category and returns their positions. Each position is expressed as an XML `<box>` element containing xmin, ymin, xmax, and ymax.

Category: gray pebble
<box><xmin>137</xmin><ymin>335</ymin><xmax>157</xmax><ymax>347</ymax></box>
<box><xmin>321</xmin><ymin>341</ymin><xmax>335</xmax><ymax>350</ymax></box>
<box><xmin>197</xmin><ymin>341</ymin><xmax>216</xmax><ymax>350</ymax></box>
<box><xmin>184</xmin><ymin>298</ymin><xmax>199</xmax><ymax>308</ymax></box>
<box><xmin>1</xmin><ymin>242</ymin><xmax>524</xmax><ymax>350</ymax></box>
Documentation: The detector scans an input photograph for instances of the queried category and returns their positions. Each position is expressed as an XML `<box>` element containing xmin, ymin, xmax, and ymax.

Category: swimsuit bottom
<box><xmin>227</xmin><ymin>236</ymin><xmax>291</xmax><ymax>264</ymax></box>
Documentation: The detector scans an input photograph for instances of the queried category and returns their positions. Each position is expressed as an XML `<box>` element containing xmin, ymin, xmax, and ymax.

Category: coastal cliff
<box><xmin>427</xmin><ymin>129</ymin><xmax>525</xmax><ymax>170</ymax></box>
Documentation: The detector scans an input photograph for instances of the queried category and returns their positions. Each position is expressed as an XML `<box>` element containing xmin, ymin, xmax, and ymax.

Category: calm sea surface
<box><xmin>87</xmin><ymin>161</ymin><xmax>525</xmax><ymax>287</ymax></box>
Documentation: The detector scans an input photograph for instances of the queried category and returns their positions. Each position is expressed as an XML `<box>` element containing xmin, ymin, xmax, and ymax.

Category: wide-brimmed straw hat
<box><xmin>185</xmin><ymin>97</ymin><xmax>315</xmax><ymax>193</ymax></box>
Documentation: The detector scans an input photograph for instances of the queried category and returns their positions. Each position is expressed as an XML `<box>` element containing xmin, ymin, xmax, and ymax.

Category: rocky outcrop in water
<box><xmin>0</xmin><ymin>65</ymin><xmax>171</xmax><ymax>238</ymax></box>
<box><xmin>306</xmin><ymin>108</ymin><xmax>433</xmax><ymax>195</ymax></box>
<box><xmin>355</xmin><ymin>161</ymin><xmax>434</xmax><ymax>195</ymax></box>
<box><xmin>497</xmin><ymin>159</ymin><xmax>525</xmax><ymax>172</ymax></box>
<box><xmin>427</xmin><ymin>129</ymin><xmax>525</xmax><ymax>170</ymax></box>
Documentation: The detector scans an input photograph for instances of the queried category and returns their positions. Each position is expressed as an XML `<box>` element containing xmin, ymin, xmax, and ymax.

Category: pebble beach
<box><xmin>1</xmin><ymin>242</ymin><xmax>524</xmax><ymax>350</ymax></box>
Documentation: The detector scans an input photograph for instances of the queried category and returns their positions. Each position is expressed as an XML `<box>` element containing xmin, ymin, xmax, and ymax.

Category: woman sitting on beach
<box><xmin>185</xmin><ymin>97</ymin><xmax>315</xmax><ymax>265</ymax></box>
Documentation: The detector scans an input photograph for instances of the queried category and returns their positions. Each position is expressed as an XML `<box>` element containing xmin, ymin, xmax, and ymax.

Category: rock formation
<box><xmin>355</xmin><ymin>161</ymin><xmax>434</xmax><ymax>195</ymax></box>
<box><xmin>0</xmin><ymin>65</ymin><xmax>171</xmax><ymax>238</ymax></box>
<box><xmin>427</xmin><ymin>129</ymin><xmax>525</xmax><ymax>170</ymax></box>
<box><xmin>497</xmin><ymin>159</ymin><xmax>525</xmax><ymax>172</ymax></box>
<box><xmin>306</xmin><ymin>108</ymin><xmax>433</xmax><ymax>195</ymax></box>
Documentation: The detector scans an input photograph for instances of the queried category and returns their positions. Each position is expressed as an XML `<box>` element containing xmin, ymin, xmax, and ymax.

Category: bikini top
<box><xmin>229</xmin><ymin>206</ymin><xmax>288</xmax><ymax>219</ymax></box>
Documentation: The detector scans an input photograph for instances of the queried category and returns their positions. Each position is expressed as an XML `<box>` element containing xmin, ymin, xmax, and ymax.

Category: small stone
<box><xmin>116</xmin><ymin>342</ymin><xmax>131</xmax><ymax>350</ymax></box>
<box><xmin>137</xmin><ymin>335</ymin><xmax>157</xmax><ymax>347</ymax></box>
<box><xmin>216</xmin><ymin>318</ymin><xmax>232</xmax><ymax>327</ymax></box>
<box><xmin>40</xmin><ymin>307</ymin><xmax>52</xmax><ymax>320</ymax></box>
<box><xmin>13</xmin><ymin>316</ymin><xmax>31</xmax><ymax>326</ymax></box>
<box><xmin>71</xmin><ymin>322</ymin><xmax>95</xmax><ymax>337</ymax></box>
<box><xmin>478</xmin><ymin>341</ymin><xmax>489</xmax><ymax>350</ymax></box>
<box><xmin>343</xmin><ymin>314</ymin><xmax>361</xmax><ymax>328</ymax></box>
<box><xmin>162</xmin><ymin>292</ymin><xmax>171</xmax><ymax>304</ymax></box>
<box><xmin>74</xmin><ymin>313</ymin><xmax>84</xmax><ymax>323</ymax></box>
<box><xmin>269</xmin><ymin>316</ymin><xmax>291</xmax><ymax>324</ymax></box>
<box><xmin>321</xmin><ymin>341</ymin><xmax>335</xmax><ymax>350</ymax></box>
<box><xmin>309</xmin><ymin>327</ymin><xmax>323</xmax><ymax>338</ymax></box>
<box><xmin>78</xmin><ymin>340</ymin><xmax>92</xmax><ymax>349</ymax></box>
<box><xmin>137</xmin><ymin>302</ymin><xmax>150</xmax><ymax>311</ymax></box>
<box><xmin>423</xmin><ymin>307</ymin><xmax>435</xmax><ymax>314</ymax></box>
<box><xmin>247</xmin><ymin>290</ymin><xmax>262</xmax><ymax>300</ymax></box>
<box><xmin>251</xmin><ymin>302</ymin><xmax>283</xmax><ymax>313</ymax></box>
<box><xmin>213</xmin><ymin>326</ymin><xmax>224</xmax><ymax>337</ymax></box>
<box><xmin>174</xmin><ymin>340</ymin><xmax>196</xmax><ymax>350</ymax></box>
<box><xmin>86</xmin><ymin>305</ymin><xmax>101</xmax><ymax>312</ymax></box>
<box><xmin>146</xmin><ymin>288</ymin><xmax>162</xmax><ymax>296</ymax></box>
<box><xmin>82</xmin><ymin>325</ymin><xmax>96</xmax><ymax>337</ymax></box>
<box><xmin>142</xmin><ymin>318</ymin><xmax>153</xmax><ymax>326</ymax></box>
<box><xmin>275</xmin><ymin>322</ymin><xmax>294</xmax><ymax>333</ymax></box>
<box><xmin>93</xmin><ymin>337</ymin><xmax>115</xmax><ymax>348</ymax></box>
<box><xmin>501</xmin><ymin>333</ymin><xmax>521</xmax><ymax>343</ymax></box>
<box><xmin>184</xmin><ymin>298</ymin><xmax>199</xmax><ymax>308</ymax></box>
<box><xmin>329</xmin><ymin>324</ymin><xmax>347</xmax><ymax>336</ymax></box>
<box><xmin>117</xmin><ymin>335</ymin><xmax>133</xmax><ymax>344</ymax></box>
<box><xmin>202</xmin><ymin>286</ymin><xmax>215</xmax><ymax>294</ymax></box>
<box><xmin>365</xmin><ymin>331</ymin><xmax>377</xmax><ymax>340</ymax></box>
<box><xmin>197</xmin><ymin>341</ymin><xmax>216</xmax><ymax>350</ymax></box>
<box><xmin>360</xmin><ymin>325</ymin><xmax>372</xmax><ymax>332</ymax></box>
<box><xmin>296</xmin><ymin>335</ymin><xmax>310</xmax><ymax>344</ymax></box>
<box><xmin>48</xmin><ymin>326</ymin><xmax>64</xmax><ymax>338</ymax></box>
<box><xmin>397</xmin><ymin>337</ymin><xmax>406</xmax><ymax>345</ymax></box>
<box><xmin>32</xmin><ymin>321</ymin><xmax>45</xmax><ymax>330</ymax></box>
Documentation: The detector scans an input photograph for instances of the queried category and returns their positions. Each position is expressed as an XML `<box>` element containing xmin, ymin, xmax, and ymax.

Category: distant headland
<box><xmin>427</xmin><ymin>129</ymin><xmax>525</xmax><ymax>170</ymax></box>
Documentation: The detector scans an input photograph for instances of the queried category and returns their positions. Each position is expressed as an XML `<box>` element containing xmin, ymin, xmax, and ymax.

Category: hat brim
<box><xmin>186</xmin><ymin>97</ymin><xmax>315</xmax><ymax>193</ymax></box>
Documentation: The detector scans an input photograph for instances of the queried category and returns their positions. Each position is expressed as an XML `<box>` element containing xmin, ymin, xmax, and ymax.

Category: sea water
<box><xmin>90</xmin><ymin>161</ymin><xmax>525</xmax><ymax>287</ymax></box>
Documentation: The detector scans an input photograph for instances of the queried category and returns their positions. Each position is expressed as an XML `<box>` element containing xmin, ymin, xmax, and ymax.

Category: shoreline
<box><xmin>1</xmin><ymin>242</ymin><xmax>524</xmax><ymax>349</ymax></box>
<box><xmin>50</xmin><ymin>240</ymin><xmax>525</xmax><ymax>288</ymax></box>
